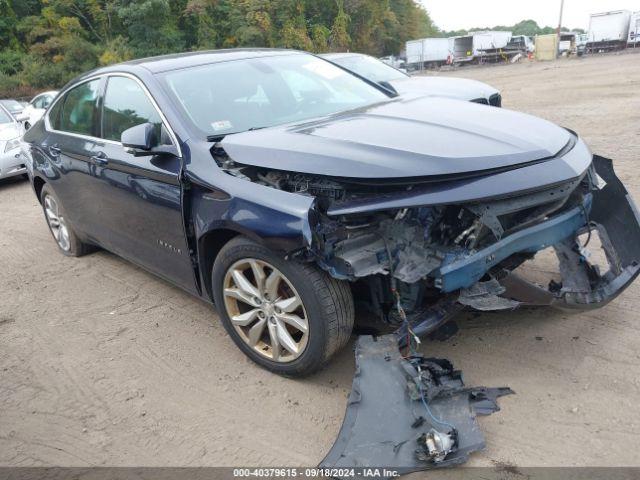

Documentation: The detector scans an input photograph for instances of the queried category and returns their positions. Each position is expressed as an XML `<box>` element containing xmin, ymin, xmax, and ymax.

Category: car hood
<box><xmin>220</xmin><ymin>96</ymin><xmax>572</xmax><ymax>180</ymax></box>
<box><xmin>0</xmin><ymin>123</ymin><xmax>20</xmax><ymax>142</ymax></box>
<box><xmin>388</xmin><ymin>76</ymin><xmax>499</xmax><ymax>101</ymax></box>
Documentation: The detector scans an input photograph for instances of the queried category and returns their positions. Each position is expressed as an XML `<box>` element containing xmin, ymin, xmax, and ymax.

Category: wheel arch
<box><xmin>198</xmin><ymin>227</ymin><xmax>257</xmax><ymax>302</ymax></box>
<box><xmin>197</xmin><ymin>221</ymin><xmax>311</xmax><ymax>303</ymax></box>
<box><xmin>33</xmin><ymin>176</ymin><xmax>46</xmax><ymax>203</ymax></box>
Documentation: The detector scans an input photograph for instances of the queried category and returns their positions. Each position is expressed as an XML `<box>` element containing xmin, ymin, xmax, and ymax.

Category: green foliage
<box><xmin>0</xmin><ymin>0</ymin><xmax>438</xmax><ymax>97</ymax></box>
<box><xmin>442</xmin><ymin>19</ymin><xmax>585</xmax><ymax>38</ymax></box>
<box><xmin>0</xmin><ymin>0</ymin><xmax>19</xmax><ymax>49</ymax></box>
<box><xmin>330</xmin><ymin>0</ymin><xmax>351</xmax><ymax>51</ymax></box>
<box><xmin>0</xmin><ymin>50</ymin><xmax>23</xmax><ymax>76</ymax></box>
<box><xmin>117</xmin><ymin>0</ymin><xmax>185</xmax><ymax>56</ymax></box>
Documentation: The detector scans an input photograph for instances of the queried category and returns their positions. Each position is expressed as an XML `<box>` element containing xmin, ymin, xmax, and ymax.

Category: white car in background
<box><xmin>321</xmin><ymin>53</ymin><xmax>502</xmax><ymax>107</ymax></box>
<box><xmin>19</xmin><ymin>90</ymin><xmax>58</xmax><ymax>130</ymax></box>
<box><xmin>0</xmin><ymin>104</ymin><xmax>25</xmax><ymax>180</ymax></box>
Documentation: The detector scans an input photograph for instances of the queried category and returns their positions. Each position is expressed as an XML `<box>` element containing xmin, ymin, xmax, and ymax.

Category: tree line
<box><xmin>0</xmin><ymin>0</ymin><xmax>438</xmax><ymax>98</ymax></box>
<box><xmin>442</xmin><ymin>19</ymin><xmax>585</xmax><ymax>38</ymax></box>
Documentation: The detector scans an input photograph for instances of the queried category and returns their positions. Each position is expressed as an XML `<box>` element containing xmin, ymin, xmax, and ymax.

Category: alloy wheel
<box><xmin>222</xmin><ymin>258</ymin><xmax>309</xmax><ymax>363</ymax></box>
<box><xmin>43</xmin><ymin>194</ymin><xmax>71</xmax><ymax>252</ymax></box>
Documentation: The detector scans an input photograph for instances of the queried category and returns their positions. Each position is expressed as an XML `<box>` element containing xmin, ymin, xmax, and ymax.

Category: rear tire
<box><xmin>40</xmin><ymin>184</ymin><xmax>93</xmax><ymax>257</ymax></box>
<box><xmin>212</xmin><ymin>236</ymin><xmax>354</xmax><ymax>377</ymax></box>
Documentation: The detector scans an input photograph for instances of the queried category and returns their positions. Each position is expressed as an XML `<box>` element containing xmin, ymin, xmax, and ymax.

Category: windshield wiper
<box><xmin>206</xmin><ymin>126</ymin><xmax>267</xmax><ymax>143</ymax></box>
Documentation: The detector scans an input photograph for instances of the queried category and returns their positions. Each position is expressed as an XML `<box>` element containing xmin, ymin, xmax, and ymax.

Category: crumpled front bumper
<box><xmin>441</xmin><ymin>156</ymin><xmax>640</xmax><ymax>310</ymax></box>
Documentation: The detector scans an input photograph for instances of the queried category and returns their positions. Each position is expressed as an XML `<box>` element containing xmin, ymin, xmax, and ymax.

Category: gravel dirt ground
<box><xmin>1</xmin><ymin>52</ymin><xmax>640</xmax><ymax>470</ymax></box>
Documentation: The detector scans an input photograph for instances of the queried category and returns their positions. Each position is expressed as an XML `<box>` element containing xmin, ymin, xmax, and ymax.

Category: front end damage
<box><xmin>218</xmin><ymin>148</ymin><xmax>640</xmax><ymax>340</ymax></box>
<box><xmin>215</xmin><ymin>143</ymin><xmax>640</xmax><ymax>470</ymax></box>
<box><xmin>310</xmin><ymin>156</ymin><xmax>639</xmax><ymax>327</ymax></box>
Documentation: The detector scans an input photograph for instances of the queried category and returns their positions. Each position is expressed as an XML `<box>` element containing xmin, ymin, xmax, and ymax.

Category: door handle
<box><xmin>48</xmin><ymin>144</ymin><xmax>61</xmax><ymax>157</ymax></box>
<box><xmin>91</xmin><ymin>151</ymin><xmax>108</xmax><ymax>166</ymax></box>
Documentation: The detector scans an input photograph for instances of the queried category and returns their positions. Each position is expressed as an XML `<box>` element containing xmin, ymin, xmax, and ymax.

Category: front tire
<box><xmin>212</xmin><ymin>236</ymin><xmax>354</xmax><ymax>377</ymax></box>
<box><xmin>40</xmin><ymin>184</ymin><xmax>93</xmax><ymax>257</ymax></box>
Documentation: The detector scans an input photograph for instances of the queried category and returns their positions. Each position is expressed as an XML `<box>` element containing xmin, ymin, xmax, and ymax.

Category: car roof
<box><xmin>33</xmin><ymin>91</ymin><xmax>58</xmax><ymax>98</ymax></box>
<box><xmin>320</xmin><ymin>53</ymin><xmax>364</xmax><ymax>61</ymax></box>
<box><xmin>86</xmin><ymin>48</ymin><xmax>304</xmax><ymax>77</ymax></box>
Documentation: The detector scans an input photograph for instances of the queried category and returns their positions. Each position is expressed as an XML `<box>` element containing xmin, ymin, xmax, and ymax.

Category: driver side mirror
<box><xmin>378</xmin><ymin>81</ymin><xmax>398</xmax><ymax>95</ymax></box>
<box><xmin>121</xmin><ymin>122</ymin><xmax>157</xmax><ymax>153</ymax></box>
<box><xmin>121</xmin><ymin>122</ymin><xmax>179</xmax><ymax>158</ymax></box>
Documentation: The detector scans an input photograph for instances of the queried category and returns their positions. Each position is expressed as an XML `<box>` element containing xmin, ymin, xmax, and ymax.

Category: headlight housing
<box><xmin>4</xmin><ymin>137</ymin><xmax>20</xmax><ymax>153</ymax></box>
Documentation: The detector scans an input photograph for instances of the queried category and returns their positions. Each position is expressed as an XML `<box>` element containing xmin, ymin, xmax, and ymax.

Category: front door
<box><xmin>90</xmin><ymin>75</ymin><xmax>196</xmax><ymax>293</ymax></box>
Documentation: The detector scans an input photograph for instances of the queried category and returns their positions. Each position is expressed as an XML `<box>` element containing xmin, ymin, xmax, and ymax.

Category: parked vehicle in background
<box><xmin>507</xmin><ymin>35</ymin><xmax>535</xmax><ymax>54</ymax></box>
<box><xmin>0</xmin><ymin>104</ymin><xmax>26</xmax><ymax>180</ymax></box>
<box><xmin>19</xmin><ymin>91</ymin><xmax>58</xmax><ymax>130</ymax></box>
<box><xmin>450</xmin><ymin>31</ymin><xmax>513</xmax><ymax>64</ymax></box>
<box><xmin>405</xmin><ymin>38</ymin><xmax>452</xmax><ymax>69</ymax></box>
<box><xmin>587</xmin><ymin>10</ymin><xmax>631</xmax><ymax>53</ymax></box>
<box><xmin>0</xmin><ymin>99</ymin><xmax>25</xmax><ymax>120</ymax></box>
<box><xmin>321</xmin><ymin>52</ymin><xmax>502</xmax><ymax>106</ymax></box>
<box><xmin>576</xmin><ymin>33</ymin><xmax>589</xmax><ymax>56</ymax></box>
<box><xmin>559</xmin><ymin>33</ymin><xmax>577</xmax><ymax>55</ymax></box>
<box><xmin>628</xmin><ymin>11</ymin><xmax>640</xmax><ymax>47</ymax></box>
<box><xmin>378</xmin><ymin>55</ymin><xmax>406</xmax><ymax>71</ymax></box>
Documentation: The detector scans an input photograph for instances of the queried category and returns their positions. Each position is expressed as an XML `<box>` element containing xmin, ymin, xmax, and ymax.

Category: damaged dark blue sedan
<box><xmin>23</xmin><ymin>49</ymin><xmax>640</xmax><ymax>377</ymax></box>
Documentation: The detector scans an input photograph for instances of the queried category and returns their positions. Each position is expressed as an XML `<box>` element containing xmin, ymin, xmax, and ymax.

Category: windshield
<box><xmin>330</xmin><ymin>55</ymin><xmax>407</xmax><ymax>83</ymax></box>
<box><xmin>0</xmin><ymin>100</ymin><xmax>23</xmax><ymax>113</ymax></box>
<box><xmin>0</xmin><ymin>108</ymin><xmax>12</xmax><ymax>124</ymax></box>
<box><xmin>160</xmin><ymin>53</ymin><xmax>390</xmax><ymax>138</ymax></box>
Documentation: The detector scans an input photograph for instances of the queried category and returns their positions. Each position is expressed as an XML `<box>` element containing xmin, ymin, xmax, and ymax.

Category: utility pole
<box><xmin>557</xmin><ymin>0</ymin><xmax>565</xmax><ymax>36</ymax></box>
<box><xmin>557</xmin><ymin>0</ymin><xmax>565</xmax><ymax>57</ymax></box>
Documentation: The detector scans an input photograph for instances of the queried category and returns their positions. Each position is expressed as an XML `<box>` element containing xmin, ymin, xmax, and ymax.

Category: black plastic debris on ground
<box><xmin>320</xmin><ymin>335</ymin><xmax>513</xmax><ymax>477</ymax></box>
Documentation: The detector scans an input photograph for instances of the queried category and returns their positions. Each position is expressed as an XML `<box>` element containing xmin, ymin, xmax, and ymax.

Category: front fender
<box><xmin>190</xmin><ymin>181</ymin><xmax>315</xmax><ymax>255</ymax></box>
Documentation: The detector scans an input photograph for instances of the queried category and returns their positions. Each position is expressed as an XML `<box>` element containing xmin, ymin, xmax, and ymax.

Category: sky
<box><xmin>419</xmin><ymin>0</ymin><xmax>640</xmax><ymax>31</ymax></box>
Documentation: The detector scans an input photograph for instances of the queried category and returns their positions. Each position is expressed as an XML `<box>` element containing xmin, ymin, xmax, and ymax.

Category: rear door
<box><xmin>90</xmin><ymin>74</ymin><xmax>196</xmax><ymax>292</ymax></box>
<box><xmin>43</xmin><ymin>78</ymin><xmax>107</xmax><ymax>240</ymax></box>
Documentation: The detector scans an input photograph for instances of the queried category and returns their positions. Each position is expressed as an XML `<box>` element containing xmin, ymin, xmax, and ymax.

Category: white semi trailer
<box><xmin>629</xmin><ymin>11</ymin><xmax>640</xmax><ymax>47</ymax></box>
<box><xmin>451</xmin><ymin>31</ymin><xmax>513</xmax><ymax>63</ymax></box>
<box><xmin>587</xmin><ymin>10</ymin><xmax>631</xmax><ymax>52</ymax></box>
<box><xmin>405</xmin><ymin>38</ymin><xmax>452</xmax><ymax>69</ymax></box>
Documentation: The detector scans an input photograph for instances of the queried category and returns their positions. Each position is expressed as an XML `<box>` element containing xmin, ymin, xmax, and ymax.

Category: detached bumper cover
<box><xmin>320</xmin><ymin>335</ymin><xmax>512</xmax><ymax>476</ymax></box>
<box><xmin>570</xmin><ymin>156</ymin><xmax>640</xmax><ymax>307</ymax></box>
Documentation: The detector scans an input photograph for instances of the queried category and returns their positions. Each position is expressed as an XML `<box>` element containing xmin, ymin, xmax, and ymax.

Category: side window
<box><xmin>34</xmin><ymin>96</ymin><xmax>46</xmax><ymax>109</ymax></box>
<box><xmin>42</xmin><ymin>95</ymin><xmax>54</xmax><ymax>108</ymax></box>
<box><xmin>59</xmin><ymin>80</ymin><xmax>101</xmax><ymax>136</ymax></box>
<box><xmin>48</xmin><ymin>97</ymin><xmax>63</xmax><ymax>130</ymax></box>
<box><xmin>102</xmin><ymin>76</ymin><xmax>164</xmax><ymax>142</ymax></box>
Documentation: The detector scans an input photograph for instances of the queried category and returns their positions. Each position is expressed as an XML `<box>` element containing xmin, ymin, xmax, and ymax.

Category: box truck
<box><xmin>405</xmin><ymin>38</ymin><xmax>452</xmax><ymax>69</ymax></box>
<box><xmin>587</xmin><ymin>10</ymin><xmax>631</xmax><ymax>52</ymax></box>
